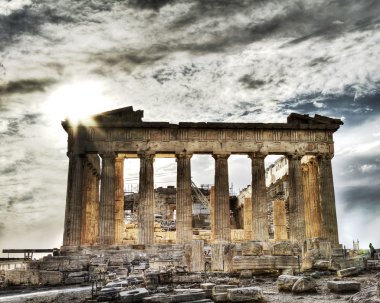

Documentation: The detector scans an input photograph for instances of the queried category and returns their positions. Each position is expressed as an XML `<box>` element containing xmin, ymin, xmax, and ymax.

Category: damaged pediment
<box><xmin>92</xmin><ymin>106</ymin><xmax>143</xmax><ymax>123</ymax></box>
<box><xmin>287</xmin><ymin>113</ymin><xmax>343</xmax><ymax>127</ymax></box>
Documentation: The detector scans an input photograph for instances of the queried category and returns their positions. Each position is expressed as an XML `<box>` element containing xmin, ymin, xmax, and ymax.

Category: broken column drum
<box><xmin>61</xmin><ymin>107</ymin><xmax>343</xmax><ymax>248</ymax></box>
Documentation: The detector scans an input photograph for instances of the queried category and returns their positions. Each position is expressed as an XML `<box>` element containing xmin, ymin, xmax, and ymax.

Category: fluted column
<box><xmin>249</xmin><ymin>153</ymin><xmax>268</xmax><ymax>241</ymax></box>
<box><xmin>213</xmin><ymin>154</ymin><xmax>230</xmax><ymax>242</ymax></box>
<box><xmin>318</xmin><ymin>154</ymin><xmax>339</xmax><ymax>245</ymax></box>
<box><xmin>81</xmin><ymin>161</ymin><xmax>91</xmax><ymax>245</ymax></box>
<box><xmin>99</xmin><ymin>152</ymin><xmax>116</xmax><ymax>245</ymax></box>
<box><xmin>287</xmin><ymin>154</ymin><xmax>306</xmax><ymax>244</ymax></box>
<box><xmin>90</xmin><ymin>172</ymin><xmax>100</xmax><ymax>244</ymax></box>
<box><xmin>63</xmin><ymin>153</ymin><xmax>85</xmax><ymax>246</ymax></box>
<box><xmin>176</xmin><ymin>153</ymin><xmax>193</xmax><ymax>244</ymax></box>
<box><xmin>243</xmin><ymin>197</ymin><xmax>253</xmax><ymax>240</ymax></box>
<box><xmin>303</xmin><ymin>160</ymin><xmax>322</xmax><ymax>239</ymax></box>
<box><xmin>137</xmin><ymin>152</ymin><xmax>155</xmax><ymax>245</ymax></box>
<box><xmin>210</xmin><ymin>186</ymin><xmax>215</xmax><ymax>242</ymax></box>
<box><xmin>273</xmin><ymin>199</ymin><xmax>287</xmax><ymax>240</ymax></box>
<box><xmin>115</xmin><ymin>156</ymin><xmax>125</xmax><ymax>244</ymax></box>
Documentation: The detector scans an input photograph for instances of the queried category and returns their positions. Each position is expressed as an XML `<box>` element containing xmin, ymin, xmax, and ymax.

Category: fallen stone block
<box><xmin>64</xmin><ymin>276</ymin><xmax>86</xmax><ymax>284</ymax></box>
<box><xmin>301</xmin><ymin>256</ymin><xmax>314</xmax><ymax>271</ymax></box>
<box><xmin>120</xmin><ymin>288</ymin><xmax>149</xmax><ymax>303</ymax></box>
<box><xmin>327</xmin><ymin>281</ymin><xmax>361</xmax><ymax>293</ymax></box>
<box><xmin>292</xmin><ymin>276</ymin><xmax>317</xmax><ymax>293</ymax></box>
<box><xmin>277</xmin><ymin>275</ymin><xmax>299</xmax><ymax>292</ymax></box>
<box><xmin>171</xmin><ymin>291</ymin><xmax>207</xmax><ymax>302</ymax></box>
<box><xmin>367</xmin><ymin>260</ymin><xmax>380</xmax><ymax>269</ymax></box>
<box><xmin>212</xmin><ymin>285</ymin><xmax>237</xmax><ymax>302</ymax></box>
<box><xmin>272</xmin><ymin>242</ymin><xmax>294</xmax><ymax>256</ymax></box>
<box><xmin>337</xmin><ymin>267</ymin><xmax>361</xmax><ymax>278</ymax></box>
<box><xmin>233</xmin><ymin>255</ymin><xmax>299</xmax><ymax>271</ymax></box>
<box><xmin>172</xmin><ymin>274</ymin><xmax>202</xmax><ymax>283</ymax></box>
<box><xmin>241</xmin><ymin>242</ymin><xmax>263</xmax><ymax>256</ymax></box>
<box><xmin>240</xmin><ymin>269</ymin><xmax>253</xmax><ymax>279</ymax></box>
<box><xmin>227</xmin><ymin>286</ymin><xmax>264</xmax><ymax>302</ymax></box>
<box><xmin>5</xmin><ymin>270</ymin><xmax>39</xmax><ymax>285</ymax></box>
<box><xmin>89</xmin><ymin>257</ymin><xmax>105</xmax><ymax>265</ymax></box>
<box><xmin>59</xmin><ymin>259</ymin><xmax>86</xmax><ymax>271</ymax></box>
<box><xmin>109</xmin><ymin>256</ymin><xmax>124</xmax><ymax>266</ymax></box>
<box><xmin>201</xmin><ymin>283</ymin><xmax>215</xmax><ymax>298</ymax></box>
<box><xmin>348</xmin><ymin>287</ymin><xmax>379</xmax><ymax>303</ymax></box>
<box><xmin>39</xmin><ymin>270</ymin><xmax>63</xmax><ymax>285</ymax></box>
<box><xmin>68</xmin><ymin>271</ymin><xmax>88</xmax><ymax>278</ymax></box>
<box><xmin>313</xmin><ymin>260</ymin><xmax>330</xmax><ymax>270</ymax></box>
<box><xmin>38</xmin><ymin>260</ymin><xmax>61</xmax><ymax>271</ymax></box>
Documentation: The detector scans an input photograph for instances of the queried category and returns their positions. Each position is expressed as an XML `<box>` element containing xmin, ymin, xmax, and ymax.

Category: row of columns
<box><xmin>63</xmin><ymin>151</ymin><xmax>339</xmax><ymax>247</ymax></box>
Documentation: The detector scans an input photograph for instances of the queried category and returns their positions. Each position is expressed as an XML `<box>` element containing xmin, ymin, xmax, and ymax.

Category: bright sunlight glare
<box><xmin>43</xmin><ymin>81</ymin><xmax>114</xmax><ymax>125</ymax></box>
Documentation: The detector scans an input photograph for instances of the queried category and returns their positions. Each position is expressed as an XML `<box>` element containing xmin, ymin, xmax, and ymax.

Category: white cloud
<box><xmin>0</xmin><ymin>0</ymin><xmax>32</xmax><ymax>15</ymax></box>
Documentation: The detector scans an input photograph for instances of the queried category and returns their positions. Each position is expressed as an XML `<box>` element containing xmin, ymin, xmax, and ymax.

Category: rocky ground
<box><xmin>0</xmin><ymin>269</ymin><xmax>379</xmax><ymax>303</ymax></box>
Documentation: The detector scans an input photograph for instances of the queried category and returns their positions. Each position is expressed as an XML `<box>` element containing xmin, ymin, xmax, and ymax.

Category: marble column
<box><xmin>80</xmin><ymin>160</ymin><xmax>91</xmax><ymax>245</ymax></box>
<box><xmin>273</xmin><ymin>199</ymin><xmax>288</xmax><ymax>240</ymax></box>
<box><xmin>176</xmin><ymin>153</ymin><xmax>193</xmax><ymax>244</ymax></box>
<box><xmin>99</xmin><ymin>152</ymin><xmax>116</xmax><ymax>245</ymax></box>
<box><xmin>213</xmin><ymin>154</ymin><xmax>230</xmax><ymax>242</ymax></box>
<box><xmin>63</xmin><ymin>153</ymin><xmax>84</xmax><ymax>246</ymax></box>
<box><xmin>114</xmin><ymin>156</ymin><xmax>125</xmax><ymax>244</ymax></box>
<box><xmin>287</xmin><ymin>154</ymin><xmax>306</xmax><ymax>244</ymax></box>
<box><xmin>88</xmin><ymin>171</ymin><xmax>100</xmax><ymax>244</ymax></box>
<box><xmin>318</xmin><ymin>154</ymin><xmax>339</xmax><ymax>245</ymax></box>
<box><xmin>302</xmin><ymin>160</ymin><xmax>322</xmax><ymax>239</ymax></box>
<box><xmin>137</xmin><ymin>152</ymin><xmax>155</xmax><ymax>245</ymax></box>
<box><xmin>249</xmin><ymin>153</ymin><xmax>268</xmax><ymax>241</ymax></box>
<box><xmin>243</xmin><ymin>197</ymin><xmax>253</xmax><ymax>240</ymax></box>
<box><xmin>210</xmin><ymin>186</ymin><xmax>215</xmax><ymax>242</ymax></box>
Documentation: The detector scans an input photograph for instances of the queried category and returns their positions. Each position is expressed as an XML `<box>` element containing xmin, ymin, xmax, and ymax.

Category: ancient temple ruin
<box><xmin>61</xmin><ymin>106</ymin><xmax>343</xmax><ymax>253</ymax></box>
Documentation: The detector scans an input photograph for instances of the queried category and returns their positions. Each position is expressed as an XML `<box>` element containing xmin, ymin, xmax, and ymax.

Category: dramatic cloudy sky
<box><xmin>1</xmin><ymin>0</ymin><xmax>379</xmax><ymax>253</ymax></box>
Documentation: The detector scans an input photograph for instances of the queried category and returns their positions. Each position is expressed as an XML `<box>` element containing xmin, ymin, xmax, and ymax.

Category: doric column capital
<box><xmin>115</xmin><ymin>154</ymin><xmax>125</xmax><ymax>162</ymax></box>
<box><xmin>212</xmin><ymin>153</ymin><xmax>230</xmax><ymax>160</ymax></box>
<box><xmin>316</xmin><ymin>153</ymin><xmax>334</xmax><ymax>161</ymax></box>
<box><xmin>67</xmin><ymin>151</ymin><xmax>86</xmax><ymax>159</ymax></box>
<box><xmin>248</xmin><ymin>152</ymin><xmax>266</xmax><ymax>159</ymax></box>
<box><xmin>137</xmin><ymin>151</ymin><xmax>155</xmax><ymax>161</ymax></box>
<box><xmin>100</xmin><ymin>151</ymin><xmax>116</xmax><ymax>159</ymax></box>
<box><xmin>175</xmin><ymin>152</ymin><xmax>193</xmax><ymax>161</ymax></box>
<box><xmin>286</xmin><ymin>152</ymin><xmax>304</xmax><ymax>161</ymax></box>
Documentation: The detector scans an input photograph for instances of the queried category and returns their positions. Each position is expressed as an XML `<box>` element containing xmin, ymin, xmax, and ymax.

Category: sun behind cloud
<box><xmin>43</xmin><ymin>80</ymin><xmax>113</xmax><ymax>126</ymax></box>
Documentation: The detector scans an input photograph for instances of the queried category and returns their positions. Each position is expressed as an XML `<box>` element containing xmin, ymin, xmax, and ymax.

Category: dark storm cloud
<box><xmin>339</xmin><ymin>155</ymin><xmax>380</xmax><ymax>181</ymax></box>
<box><xmin>281</xmin><ymin>89</ymin><xmax>380</xmax><ymax>126</ymax></box>
<box><xmin>91</xmin><ymin>48</ymin><xmax>167</xmax><ymax>74</ymax></box>
<box><xmin>0</xmin><ymin>112</ymin><xmax>43</xmax><ymax>137</ymax></box>
<box><xmin>0</xmin><ymin>5</ymin><xmax>74</xmax><ymax>49</ymax></box>
<box><xmin>128</xmin><ymin>0</ymin><xmax>174</xmax><ymax>11</ymax></box>
<box><xmin>163</xmin><ymin>0</ymin><xmax>380</xmax><ymax>53</ymax></box>
<box><xmin>0</xmin><ymin>79</ymin><xmax>56</xmax><ymax>95</ymax></box>
<box><xmin>0</xmin><ymin>153</ymin><xmax>36</xmax><ymax>174</ymax></box>
<box><xmin>341</xmin><ymin>185</ymin><xmax>380</xmax><ymax>212</ymax></box>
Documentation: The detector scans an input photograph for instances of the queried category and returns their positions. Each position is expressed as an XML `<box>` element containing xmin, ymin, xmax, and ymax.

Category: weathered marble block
<box><xmin>327</xmin><ymin>280</ymin><xmax>361</xmax><ymax>293</ymax></box>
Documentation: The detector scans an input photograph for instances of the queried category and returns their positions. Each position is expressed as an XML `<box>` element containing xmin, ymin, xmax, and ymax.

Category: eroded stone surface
<box><xmin>337</xmin><ymin>267</ymin><xmax>361</xmax><ymax>278</ymax></box>
<box><xmin>327</xmin><ymin>280</ymin><xmax>361</xmax><ymax>293</ymax></box>
<box><xmin>277</xmin><ymin>275</ymin><xmax>299</xmax><ymax>292</ymax></box>
<box><xmin>227</xmin><ymin>286</ymin><xmax>264</xmax><ymax>302</ymax></box>
<box><xmin>291</xmin><ymin>276</ymin><xmax>317</xmax><ymax>293</ymax></box>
